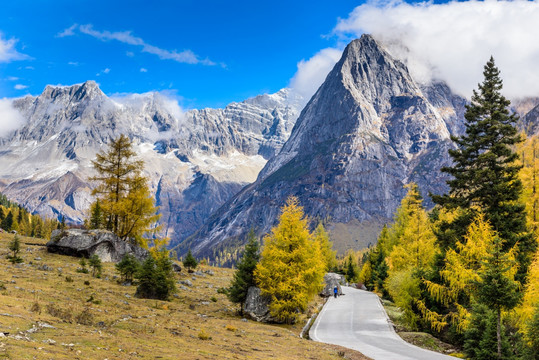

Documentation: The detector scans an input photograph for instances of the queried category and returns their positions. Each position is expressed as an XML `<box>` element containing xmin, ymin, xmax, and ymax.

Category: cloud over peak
<box><xmin>334</xmin><ymin>0</ymin><xmax>539</xmax><ymax>99</ymax></box>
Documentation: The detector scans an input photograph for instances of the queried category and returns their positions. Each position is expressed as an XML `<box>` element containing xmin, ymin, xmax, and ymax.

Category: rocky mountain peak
<box><xmin>184</xmin><ymin>35</ymin><xmax>456</xmax><ymax>259</ymax></box>
<box><xmin>261</xmin><ymin>33</ymin><xmax>449</xmax><ymax>179</ymax></box>
<box><xmin>42</xmin><ymin>80</ymin><xmax>105</xmax><ymax>103</ymax></box>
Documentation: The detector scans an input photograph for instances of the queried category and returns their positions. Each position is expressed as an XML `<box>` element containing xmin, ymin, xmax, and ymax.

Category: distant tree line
<box><xmin>0</xmin><ymin>198</ymin><xmax>62</xmax><ymax>239</ymax></box>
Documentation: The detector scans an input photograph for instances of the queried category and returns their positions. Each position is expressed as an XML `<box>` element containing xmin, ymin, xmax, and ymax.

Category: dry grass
<box><xmin>0</xmin><ymin>233</ymin><xmax>369</xmax><ymax>359</ymax></box>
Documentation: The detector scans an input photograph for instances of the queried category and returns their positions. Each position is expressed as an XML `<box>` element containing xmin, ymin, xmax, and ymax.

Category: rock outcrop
<box><xmin>243</xmin><ymin>286</ymin><xmax>276</xmax><ymax>323</ymax></box>
<box><xmin>47</xmin><ymin>229</ymin><xmax>148</xmax><ymax>262</ymax></box>
<box><xmin>320</xmin><ymin>273</ymin><xmax>346</xmax><ymax>297</ymax></box>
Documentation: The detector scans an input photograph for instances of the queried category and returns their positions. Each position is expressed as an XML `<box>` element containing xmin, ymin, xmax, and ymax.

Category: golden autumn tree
<box><xmin>313</xmin><ymin>223</ymin><xmax>337</xmax><ymax>272</ymax></box>
<box><xmin>515</xmin><ymin>250</ymin><xmax>539</xmax><ymax>351</ymax></box>
<box><xmin>89</xmin><ymin>134</ymin><xmax>160</xmax><ymax>247</ymax></box>
<box><xmin>384</xmin><ymin>183</ymin><xmax>440</xmax><ymax>329</ymax></box>
<box><xmin>518</xmin><ymin>135</ymin><xmax>539</xmax><ymax>235</ymax></box>
<box><xmin>255</xmin><ymin>197</ymin><xmax>325</xmax><ymax>324</ymax></box>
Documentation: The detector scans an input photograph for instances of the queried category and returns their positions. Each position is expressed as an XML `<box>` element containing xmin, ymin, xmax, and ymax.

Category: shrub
<box><xmin>75</xmin><ymin>307</ymin><xmax>93</xmax><ymax>325</ymax></box>
<box><xmin>197</xmin><ymin>329</ymin><xmax>211</xmax><ymax>340</ymax></box>
<box><xmin>30</xmin><ymin>301</ymin><xmax>41</xmax><ymax>314</ymax></box>
<box><xmin>46</xmin><ymin>303</ymin><xmax>73</xmax><ymax>322</ymax></box>
<box><xmin>77</xmin><ymin>258</ymin><xmax>89</xmax><ymax>273</ymax></box>
<box><xmin>225</xmin><ymin>324</ymin><xmax>237</xmax><ymax>332</ymax></box>
<box><xmin>210</xmin><ymin>296</ymin><xmax>217</xmax><ymax>302</ymax></box>
<box><xmin>84</xmin><ymin>280</ymin><xmax>90</xmax><ymax>286</ymax></box>
<box><xmin>65</xmin><ymin>276</ymin><xmax>73</xmax><ymax>283</ymax></box>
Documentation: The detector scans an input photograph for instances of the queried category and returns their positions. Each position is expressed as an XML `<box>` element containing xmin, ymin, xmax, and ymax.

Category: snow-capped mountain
<box><xmin>0</xmin><ymin>81</ymin><xmax>303</xmax><ymax>247</ymax></box>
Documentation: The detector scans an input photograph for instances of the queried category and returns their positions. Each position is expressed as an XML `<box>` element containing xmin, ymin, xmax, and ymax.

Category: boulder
<box><xmin>172</xmin><ymin>263</ymin><xmax>182</xmax><ymax>272</ymax></box>
<box><xmin>243</xmin><ymin>286</ymin><xmax>278</xmax><ymax>323</ymax></box>
<box><xmin>320</xmin><ymin>272</ymin><xmax>346</xmax><ymax>297</ymax></box>
<box><xmin>47</xmin><ymin>229</ymin><xmax>148</xmax><ymax>262</ymax></box>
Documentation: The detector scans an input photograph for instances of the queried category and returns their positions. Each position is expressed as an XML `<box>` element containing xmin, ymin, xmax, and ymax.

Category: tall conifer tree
<box><xmin>432</xmin><ymin>57</ymin><xmax>535</xmax><ymax>283</ymax></box>
<box><xmin>227</xmin><ymin>229</ymin><xmax>260</xmax><ymax>313</ymax></box>
<box><xmin>90</xmin><ymin>134</ymin><xmax>160</xmax><ymax>246</ymax></box>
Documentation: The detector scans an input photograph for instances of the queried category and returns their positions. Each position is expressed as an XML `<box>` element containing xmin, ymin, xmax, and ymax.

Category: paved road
<box><xmin>310</xmin><ymin>286</ymin><xmax>455</xmax><ymax>360</ymax></box>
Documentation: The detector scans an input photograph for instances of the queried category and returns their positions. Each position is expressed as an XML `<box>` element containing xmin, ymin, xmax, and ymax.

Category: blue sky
<box><xmin>0</xmin><ymin>0</ymin><xmax>362</xmax><ymax>108</ymax></box>
<box><xmin>2</xmin><ymin>1</ymin><xmax>539</xmax><ymax>110</ymax></box>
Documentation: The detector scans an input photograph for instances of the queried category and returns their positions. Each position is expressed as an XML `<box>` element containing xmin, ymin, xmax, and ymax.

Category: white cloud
<box><xmin>68</xmin><ymin>61</ymin><xmax>79</xmax><ymax>66</ymax></box>
<box><xmin>0</xmin><ymin>98</ymin><xmax>26</xmax><ymax>137</ymax></box>
<box><xmin>126</xmin><ymin>51</ymin><xmax>134</xmax><ymax>57</ymax></box>
<box><xmin>61</xmin><ymin>24</ymin><xmax>217</xmax><ymax>66</ymax></box>
<box><xmin>96</xmin><ymin>68</ymin><xmax>110</xmax><ymax>76</ymax></box>
<box><xmin>14</xmin><ymin>84</ymin><xmax>28</xmax><ymax>90</ymax></box>
<box><xmin>57</xmin><ymin>24</ymin><xmax>78</xmax><ymax>38</ymax></box>
<box><xmin>7</xmin><ymin>76</ymin><xmax>18</xmax><ymax>81</ymax></box>
<box><xmin>0</xmin><ymin>34</ymin><xmax>29</xmax><ymax>63</ymax></box>
<box><xmin>289</xmin><ymin>47</ymin><xmax>343</xmax><ymax>101</ymax></box>
<box><xmin>140</xmin><ymin>67</ymin><xmax>148</xmax><ymax>73</ymax></box>
<box><xmin>334</xmin><ymin>0</ymin><xmax>539</xmax><ymax>99</ymax></box>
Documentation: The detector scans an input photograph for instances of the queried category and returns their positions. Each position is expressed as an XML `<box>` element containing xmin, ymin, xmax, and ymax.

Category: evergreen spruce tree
<box><xmin>88</xmin><ymin>254</ymin><xmax>103</xmax><ymax>278</ymax></box>
<box><xmin>345</xmin><ymin>254</ymin><xmax>358</xmax><ymax>283</ymax></box>
<box><xmin>227</xmin><ymin>229</ymin><xmax>260</xmax><ymax>313</ymax></box>
<box><xmin>88</xmin><ymin>200</ymin><xmax>103</xmax><ymax>229</ymax></box>
<box><xmin>475</xmin><ymin>235</ymin><xmax>520</xmax><ymax>359</ymax></box>
<box><xmin>182</xmin><ymin>249</ymin><xmax>198</xmax><ymax>271</ymax></box>
<box><xmin>135</xmin><ymin>255</ymin><xmax>176</xmax><ymax>300</ymax></box>
<box><xmin>1</xmin><ymin>210</ymin><xmax>13</xmax><ymax>232</ymax></box>
<box><xmin>432</xmin><ymin>57</ymin><xmax>535</xmax><ymax>284</ymax></box>
<box><xmin>115</xmin><ymin>254</ymin><xmax>141</xmax><ymax>283</ymax></box>
<box><xmin>7</xmin><ymin>235</ymin><xmax>22</xmax><ymax>263</ymax></box>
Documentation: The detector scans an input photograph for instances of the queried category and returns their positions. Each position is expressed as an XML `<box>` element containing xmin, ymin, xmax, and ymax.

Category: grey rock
<box><xmin>172</xmin><ymin>263</ymin><xmax>182</xmax><ymax>272</ymax></box>
<box><xmin>180</xmin><ymin>285</ymin><xmax>189</xmax><ymax>291</ymax></box>
<box><xmin>320</xmin><ymin>273</ymin><xmax>346</xmax><ymax>297</ymax></box>
<box><xmin>243</xmin><ymin>286</ymin><xmax>278</xmax><ymax>323</ymax></box>
<box><xmin>180</xmin><ymin>280</ymin><xmax>193</xmax><ymax>287</ymax></box>
<box><xmin>37</xmin><ymin>264</ymin><xmax>53</xmax><ymax>271</ymax></box>
<box><xmin>47</xmin><ymin>229</ymin><xmax>148</xmax><ymax>262</ymax></box>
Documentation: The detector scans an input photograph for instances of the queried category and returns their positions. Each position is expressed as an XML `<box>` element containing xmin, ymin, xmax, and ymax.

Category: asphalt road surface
<box><xmin>310</xmin><ymin>286</ymin><xmax>455</xmax><ymax>360</ymax></box>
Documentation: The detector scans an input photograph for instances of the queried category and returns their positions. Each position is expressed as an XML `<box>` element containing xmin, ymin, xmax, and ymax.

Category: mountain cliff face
<box><xmin>0</xmin><ymin>81</ymin><xmax>303</xmax><ymax>247</ymax></box>
<box><xmin>184</xmin><ymin>34</ymin><xmax>466</xmax><ymax>257</ymax></box>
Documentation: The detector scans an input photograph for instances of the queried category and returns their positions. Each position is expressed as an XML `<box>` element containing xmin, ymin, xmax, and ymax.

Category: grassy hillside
<box><xmin>0</xmin><ymin>233</ymin><xmax>368</xmax><ymax>360</ymax></box>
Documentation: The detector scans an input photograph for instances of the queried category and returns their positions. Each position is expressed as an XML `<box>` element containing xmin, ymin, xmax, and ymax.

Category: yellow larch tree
<box><xmin>313</xmin><ymin>223</ymin><xmax>337</xmax><ymax>272</ymax></box>
<box><xmin>254</xmin><ymin>197</ymin><xmax>325</xmax><ymax>324</ymax></box>
<box><xmin>384</xmin><ymin>183</ymin><xmax>440</xmax><ymax>329</ymax></box>
<box><xmin>518</xmin><ymin>134</ymin><xmax>539</xmax><ymax>236</ymax></box>
<box><xmin>90</xmin><ymin>134</ymin><xmax>160</xmax><ymax>248</ymax></box>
